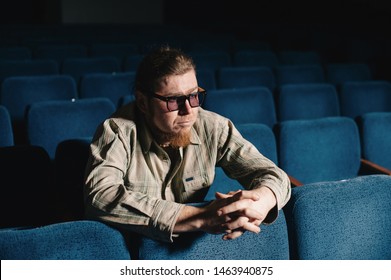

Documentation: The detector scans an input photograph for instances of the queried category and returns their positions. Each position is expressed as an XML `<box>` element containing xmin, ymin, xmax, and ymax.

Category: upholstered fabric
<box><xmin>196</xmin><ymin>68</ymin><xmax>217</xmax><ymax>90</ymax></box>
<box><xmin>217</xmin><ymin>66</ymin><xmax>276</xmax><ymax>92</ymax></box>
<box><xmin>277</xmin><ymin>116</ymin><xmax>361</xmax><ymax>184</ymax></box>
<box><xmin>340</xmin><ymin>80</ymin><xmax>391</xmax><ymax>119</ymax></box>
<box><xmin>277</xmin><ymin>83</ymin><xmax>340</xmax><ymax>121</ymax></box>
<box><xmin>204</xmin><ymin>87</ymin><xmax>277</xmax><ymax>127</ymax></box>
<box><xmin>0</xmin><ymin>59</ymin><xmax>59</xmax><ymax>82</ymax></box>
<box><xmin>284</xmin><ymin>175</ymin><xmax>391</xmax><ymax>260</ymax></box>
<box><xmin>359</xmin><ymin>112</ymin><xmax>391</xmax><ymax>169</ymax></box>
<box><xmin>26</xmin><ymin>98</ymin><xmax>115</xmax><ymax>159</ymax></box>
<box><xmin>0</xmin><ymin>220</ymin><xmax>130</xmax><ymax>260</ymax></box>
<box><xmin>0</xmin><ymin>105</ymin><xmax>13</xmax><ymax>147</ymax></box>
<box><xmin>233</xmin><ymin>50</ymin><xmax>279</xmax><ymax>68</ymax></box>
<box><xmin>276</xmin><ymin>64</ymin><xmax>325</xmax><ymax>86</ymax></box>
<box><xmin>209</xmin><ymin>123</ymin><xmax>278</xmax><ymax>199</ymax></box>
<box><xmin>326</xmin><ymin>63</ymin><xmax>372</xmax><ymax>86</ymax></box>
<box><xmin>278</xmin><ymin>50</ymin><xmax>322</xmax><ymax>65</ymax></box>
<box><xmin>0</xmin><ymin>46</ymin><xmax>32</xmax><ymax>60</ymax></box>
<box><xmin>61</xmin><ymin>57</ymin><xmax>120</xmax><ymax>83</ymax></box>
<box><xmin>1</xmin><ymin>75</ymin><xmax>77</xmax><ymax>121</ymax></box>
<box><xmin>89</xmin><ymin>43</ymin><xmax>139</xmax><ymax>61</ymax></box>
<box><xmin>33</xmin><ymin>44</ymin><xmax>88</xmax><ymax>64</ymax></box>
<box><xmin>80</xmin><ymin>72</ymin><xmax>135</xmax><ymax>107</ymax></box>
<box><xmin>188</xmin><ymin>50</ymin><xmax>232</xmax><ymax>71</ymax></box>
<box><xmin>123</xmin><ymin>54</ymin><xmax>144</xmax><ymax>72</ymax></box>
<box><xmin>138</xmin><ymin>209</ymin><xmax>289</xmax><ymax>260</ymax></box>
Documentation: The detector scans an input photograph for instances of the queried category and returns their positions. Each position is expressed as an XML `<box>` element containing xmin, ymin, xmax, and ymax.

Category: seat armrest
<box><xmin>360</xmin><ymin>158</ymin><xmax>391</xmax><ymax>176</ymax></box>
<box><xmin>288</xmin><ymin>175</ymin><xmax>304</xmax><ymax>187</ymax></box>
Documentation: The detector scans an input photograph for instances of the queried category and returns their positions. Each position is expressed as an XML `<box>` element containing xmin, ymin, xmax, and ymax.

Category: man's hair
<box><xmin>135</xmin><ymin>45</ymin><xmax>196</xmax><ymax>95</ymax></box>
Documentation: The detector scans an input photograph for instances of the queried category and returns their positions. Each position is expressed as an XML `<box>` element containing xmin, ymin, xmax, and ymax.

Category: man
<box><xmin>84</xmin><ymin>46</ymin><xmax>291</xmax><ymax>243</ymax></box>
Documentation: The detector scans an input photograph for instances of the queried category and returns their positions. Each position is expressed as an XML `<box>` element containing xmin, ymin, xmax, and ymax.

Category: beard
<box><xmin>158</xmin><ymin>129</ymin><xmax>191</xmax><ymax>149</ymax></box>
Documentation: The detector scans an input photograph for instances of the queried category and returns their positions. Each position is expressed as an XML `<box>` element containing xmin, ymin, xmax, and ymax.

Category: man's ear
<box><xmin>136</xmin><ymin>91</ymin><xmax>148</xmax><ymax>113</ymax></box>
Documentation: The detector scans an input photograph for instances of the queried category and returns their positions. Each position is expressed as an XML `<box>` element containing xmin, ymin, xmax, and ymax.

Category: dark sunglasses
<box><xmin>150</xmin><ymin>87</ymin><xmax>206</xmax><ymax>112</ymax></box>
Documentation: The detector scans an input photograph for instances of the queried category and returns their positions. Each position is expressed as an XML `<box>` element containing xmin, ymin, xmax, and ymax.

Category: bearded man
<box><xmin>84</xmin><ymin>46</ymin><xmax>291</xmax><ymax>243</ymax></box>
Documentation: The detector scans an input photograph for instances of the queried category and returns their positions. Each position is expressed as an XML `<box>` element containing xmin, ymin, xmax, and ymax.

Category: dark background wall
<box><xmin>1</xmin><ymin>0</ymin><xmax>390</xmax><ymax>26</ymax></box>
<box><xmin>1</xmin><ymin>0</ymin><xmax>390</xmax><ymax>80</ymax></box>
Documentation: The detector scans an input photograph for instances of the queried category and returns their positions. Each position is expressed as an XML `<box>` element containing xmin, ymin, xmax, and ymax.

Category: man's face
<box><xmin>141</xmin><ymin>70</ymin><xmax>199</xmax><ymax>147</ymax></box>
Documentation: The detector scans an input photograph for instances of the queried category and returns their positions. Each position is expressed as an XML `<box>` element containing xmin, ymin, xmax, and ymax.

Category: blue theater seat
<box><xmin>188</xmin><ymin>50</ymin><xmax>232</xmax><ymax>72</ymax></box>
<box><xmin>276</xmin><ymin>116</ymin><xmax>390</xmax><ymax>186</ymax></box>
<box><xmin>0</xmin><ymin>220</ymin><xmax>130</xmax><ymax>260</ymax></box>
<box><xmin>217</xmin><ymin>66</ymin><xmax>276</xmax><ymax>92</ymax></box>
<box><xmin>80</xmin><ymin>72</ymin><xmax>136</xmax><ymax>108</ymax></box>
<box><xmin>26</xmin><ymin>98</ymin><xmax>116</xmax><ymax>159</ymax></box>
<box><xmin>284</xmin><ymin>175</ymin><xmax>391</xmax><ymax>260</ymax></box>
<box><xmin>276</xmin><ymin>64</ymin><xmax>325</xmax><ymax>86</ymax></box>
<box><xmin>277</xmin><ymin>83</ymin><xmax>340</xmax><ymax>121</ymax></box>
<box><xmin>89</xmin><ymin>43</ymin><xmax>139</xmax><ymax>61</ymax></box>
<box><xmin>278</xmin><ymin>50</ymin><xmax>322</xmax><ymax>65</ymax></box>
<box><xmin>339</xmin><ymin>80</ymin><xmax>391</xmax><ymax>119</ymax></box>
<box><xmin>0</xmin><ymin>46</ymin><xmax>32</xmax><ymax>60</ymax></box>
<box><xmin>359</xmin><ymin>112</ymin><xmax>391</xmax><ymax>171</ymax></box>
<box><xmin>1</xmin><ymin>75</ymin><xmax>78</xmax><ymax>123</ymax></box>
<box><xmin>196</xmin><ymin>68</ymin><xmax>217</xmax><ymax>90</ymax></box>
<box><xmin>203</xmin><ymin>87</ymin><xmax>277</xmax><ymax>127</ymax></box>
<box><xmin>209</xmin><ymin>123</ymin><xmax>278</xmax><ymax>199</ymax></box>
<box><xmin>33</xmin><ymin>44</ymin><xmax>88</xmax><ymax>64</ymax></box>
<box><xmin>233</xmin><ymin>50</ymin><xmax>279</xmax><ymax>69</ymax></box>
<box><xmin>61</xmin><ymin>57</ymin><xmax>120</xmax><ymax>83</ymax></box>
<box><xmin>0</xmin><ymin>59</ymin><xmax>59</xmax><ymax>82</ymax></box>
<box><xmin>138</xmin><ymin>208</ymin><xmax>289</xmax><ymax>260</ymax></box>
<box><xmin>326</xmin><ymin>63</ymin><xmax>372</xmax><ymax>87</ymax></box>
<box><xmin>276</xmin><ymin>117</ymin><xmax>361</xmax><ymax>184</ymax></box>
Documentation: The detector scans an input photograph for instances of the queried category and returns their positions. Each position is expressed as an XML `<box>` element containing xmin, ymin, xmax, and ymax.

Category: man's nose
<box><xmin>178</xmin><ymin>99</ymin><xmax>192</xmax><ymax>115</ymax></box>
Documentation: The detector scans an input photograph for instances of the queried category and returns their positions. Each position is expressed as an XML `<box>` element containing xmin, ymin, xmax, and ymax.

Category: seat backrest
<box><xmin>217</xmin><ymin>66</ymin><xmax>276</xmax><ymax>92</ymax></box>
<box><xmin>339</xmin><ymin>80</ymin><xmax>391</xmax><ymax>119</ymax></box>
<box><xmin>276</xmin><ymin>117</ymin><xmax>361</xmax><ymax>184</ymax></box>
<box><xmin>26</xmin><ymin>98</ymin><xmax>116</xmax><ymax>159</ymax></box>
<box><xmin>139</xmin><ymin>208</ymin><xmax>289</xmax><ymax>260</ymax></box>
<box><xmin>203</xmin><ymin>87</ymin><xmax>277</xmax><ymax>128</ymax></box>
<box><xmin>0</xmin><ymin>59</ymin><xmax>59</xmax><ymax>82</ymax></box>
<box><xmin>0</xmin><ymin>105</ymin><xmax>13</xmax><ymax>147</ymax></box>
<box><xmin>1</xmin><ymin>75</ymin><xmax>78</xmax><ymax>122</ymax></box>
<box><xmin>277</xmin><ymin>83</ymin><xmax>340</xmax><ymax>121</ymax></box>
<box><xmin>89</xmin><ymin>43</ymin><xmax>139</xmax><ymax>61</ymax></box>
<box><xmin>0</xmin><ymin>145</ymin><xmax>54</xmax><ymax>228</ymax></box>
<box><xmin>278</xmin><ymin>50</ymin><xmax>322</xmax><ymax>65</ymax></box>
<box><xmin>276</xmin><ymin>64</ymin><xmax>325</xmax><ymax>86</ymax></box>
<box><xmin>61</xmin><ymin>57</ymin><xmax>120</xmax><ymax>83</ymax></box>
<box><xmin>208</xmin><ymin>123</ymin><xmax>278</xmax><ymax>198</ymax></box>
<box><xmin>359</xmin><ymin>112</ymin><xmax>391</xmax><ymax>170</ymax></box>
<box><xmin>284</xmin><ymin>174</ymin><xmax>391</xmax><ymax>259</ymax></box>
<box><xmin>79</xmin><ymin>72</ymin><xmax>135</xmax><ymax>108</ymax></box>
<box><xmin>233</xmin><ymin>50</ymin><xmax>279</xmax><ymax>69</ymax></box>
<box><xmin>196</xmin><ymin>68</ymin><xmax>217</xmax><ymax>90</ymax></box>
<box><xmin>0</xmin><ymin>220</ymin><xmax>130</xmax><ymax>260</ymax></box>
<box><xmin>0</xmin><ymin>46</ymin><xmax>32</xmax><ymax>60</ymax></box>
<box><xmin>326</xmin><ymin>63</ymin><xmax>372</xmax><ymax>86</ymax></box>
<box><xmin>33</xmin><ymin>44</ymin><xmax>88</xmax><ymax>64</ymax></box>
<box><xmin>189</xmin><ymin>50</ymin><xmax>232</xmax><ymax>72</ymax></box>
<box><xmin>123</xmin><ymin>54</ymin><xmax>144</xmax><ymax>72</ymax></box>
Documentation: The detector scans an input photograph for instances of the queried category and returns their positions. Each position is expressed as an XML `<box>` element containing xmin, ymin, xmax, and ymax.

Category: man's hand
<box><xmin>174</xmin><ymin>187</ymin><xmax>276</xmax><ymax>240</ymax></box>
<box><xmin>215</xmin><ymin>187</ymin><xmax>277</xmax><ymax>240</ymax></box>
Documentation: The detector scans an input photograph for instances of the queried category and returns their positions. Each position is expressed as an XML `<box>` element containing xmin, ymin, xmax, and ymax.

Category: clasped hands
<box><xmin>204</xmin><ymin>187</ymin><xmax>276</xmax><ymax>240</ymax></box>
<box><xmin>175</xmin><ymin>187</ymin><xmax>276</xmax><ymax>240</ymax></box>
